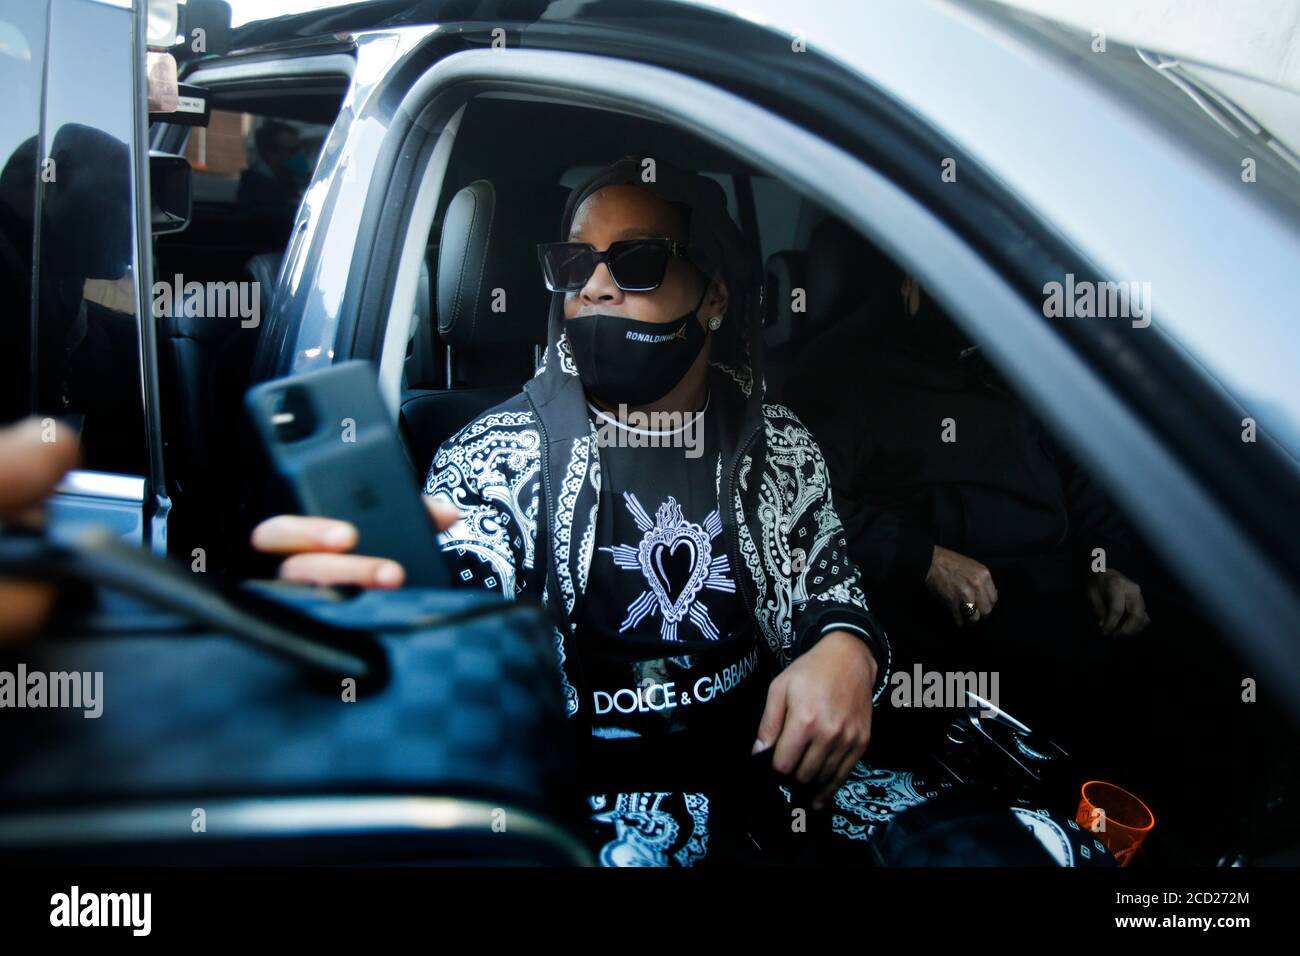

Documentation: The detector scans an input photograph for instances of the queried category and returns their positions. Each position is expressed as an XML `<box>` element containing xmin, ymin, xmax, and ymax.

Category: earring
<box><xmin>707</xmin><ymin>315</ymin><xmax>723</xmax><ymax>331</ymax></box>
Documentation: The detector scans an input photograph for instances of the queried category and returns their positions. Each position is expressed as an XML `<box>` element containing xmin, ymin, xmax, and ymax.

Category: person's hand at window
<box><xmin>251</xmin><ymin>499</ymin><xmax>461</xmax><ymax>588</ymax></box>
<box><xmin>0</xmin><ymin>417</ymin><xmax>81</xmax><ymax>642</ymax></box>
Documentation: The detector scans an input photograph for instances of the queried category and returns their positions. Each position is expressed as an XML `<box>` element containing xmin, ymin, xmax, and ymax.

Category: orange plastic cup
<box><xmin>1076</xmin><ymin>780</ymin><xmax>1154</xmax><ymax>866</ymax></box>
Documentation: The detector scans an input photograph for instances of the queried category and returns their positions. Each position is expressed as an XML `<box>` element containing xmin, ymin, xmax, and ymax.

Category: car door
<box><xmin>2</xmin><ymin>0</ymin><xmax>167</xmax><ymax>550</ymax></box>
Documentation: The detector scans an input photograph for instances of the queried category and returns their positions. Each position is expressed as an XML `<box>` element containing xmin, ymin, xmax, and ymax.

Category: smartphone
<box><xmin>245</xmin><ymin>360</ymin><xmax>453</xmax><ymax>589</ymax></box>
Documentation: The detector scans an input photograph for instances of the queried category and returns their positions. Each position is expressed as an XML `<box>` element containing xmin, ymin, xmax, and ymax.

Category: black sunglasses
<box><xmin>537</xmin><ymin>238</ymin><xmax>692</xmax><ymax>293</ymax></box>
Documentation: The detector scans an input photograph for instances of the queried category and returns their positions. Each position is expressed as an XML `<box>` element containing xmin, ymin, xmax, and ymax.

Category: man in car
<box><xmin>237</xmin><ymin>120</ymin><xmax>307</xmax><ymax>213</ymax></box>
<box><xmin>252</xmin><ymin>157</ymin><xmax>900</xmax><ymax>865</ymax></box>
<box><xmin>785</xmin><ymin>272</ymin><xmax>1150</xmax><ymax>728</ymax></box>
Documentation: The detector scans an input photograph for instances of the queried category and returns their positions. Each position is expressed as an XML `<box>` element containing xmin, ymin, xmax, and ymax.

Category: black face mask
<box><xmin>565</xmin><ymin>289</ymin><xmax>709</xmax><ymax>406</ymax></box>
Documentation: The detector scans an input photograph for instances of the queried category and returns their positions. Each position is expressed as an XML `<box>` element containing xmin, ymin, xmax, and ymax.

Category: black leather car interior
<box><xmin>154</xmin><ymin>249</ymin><xmax>284</xmax><ymax>572</ymax></box>
<box><xmin>399</xmin><ymin>178</ymin><xmax>568</xmax><ymax>473</ymax></box>
<box><xmin>765</xmin><ymin>216</ymin><xmax>899</xmax><ymax>400</ymax></box>
<box><xmin>243</xmin><ymin>251</ymin><xmax>282</xmax><ymax>312</ymax></box>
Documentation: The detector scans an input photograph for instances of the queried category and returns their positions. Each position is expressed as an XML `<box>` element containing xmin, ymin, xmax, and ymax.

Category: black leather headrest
<box><xmin>436</xmin><ymin>179</ymin><xmax>568</xmax><ymax>352</ymax></box>
<box><xmin>244</xmin><ymin>251</ymin><xmax>282</xmax><ymax>299</ymax></box>
<box><xmin>244</xmin><ymin>250</ymin><xmax>282</xmax><ymax>326</ymax></box>
<box><xmin>157</xmin><ymin>250</ymin><xmax>282</xmax><ymax>343</ymax></box>
<box><xmin>763</xmin><ymin>250</ymin><xmax>807</xmax><ymax>347</ymax></box>
<box><xmin>805</xmin><ymin>216</ymin><xmax>870</xmax><ymax>323</ymax></box>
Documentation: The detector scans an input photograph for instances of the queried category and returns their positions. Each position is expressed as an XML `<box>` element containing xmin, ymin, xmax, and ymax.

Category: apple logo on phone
<box><xmin>351</xmin><ymin>482</ymin><xmax>381</xmax><ymax>512</ymax></box>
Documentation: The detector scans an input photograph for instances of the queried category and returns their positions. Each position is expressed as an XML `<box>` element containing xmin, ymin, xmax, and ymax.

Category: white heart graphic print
<box><xmin>600</xmin><ymin>493</ymin><xmax>736</xmax><ymax>642</ymax></box>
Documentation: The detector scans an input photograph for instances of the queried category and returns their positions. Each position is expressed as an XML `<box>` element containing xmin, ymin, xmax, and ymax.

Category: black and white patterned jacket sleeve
<box><xmin>422</xmin><ymin>404</ymin><xmax>543</xmax><ymax>602</ymax></box>
<box><xmin>743</xmin><ymin>404</ymin><xmax>891</xmax><ymax>703</ymax></box>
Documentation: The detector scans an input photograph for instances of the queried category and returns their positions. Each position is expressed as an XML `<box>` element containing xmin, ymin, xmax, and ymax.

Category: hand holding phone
<box><xmin>251</xmin><ymin>499</ymin><xmax>461</xmax><ymax>590</ymax></box>
<box><xmin>246</xmin><ymin>361</ymin><xmax>455</xmax><ymax>589</ymax></box>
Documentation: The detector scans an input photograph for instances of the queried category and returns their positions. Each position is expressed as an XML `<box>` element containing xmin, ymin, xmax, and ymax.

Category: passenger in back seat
<box><xmin>786</xmin><ymin>272</ymin><xmax>1152</xmax><ymax>731</ymax></box>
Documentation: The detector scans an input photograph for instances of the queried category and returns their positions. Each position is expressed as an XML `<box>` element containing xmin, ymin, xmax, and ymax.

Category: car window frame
<box><xmin>254</xmin><ymin>33</ymin><xmax>1300</xmax><ymax>722</ymax></box>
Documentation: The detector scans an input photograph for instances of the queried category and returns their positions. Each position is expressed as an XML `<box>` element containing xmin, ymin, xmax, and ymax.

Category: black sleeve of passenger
<box><xmin>1042</xmin><ymin>426</ymin><xmax>1136</xmax><ymax>574</ymax></box>
<box><xmin>846</xmin><ymin>504</ymin><xmax>935</xmax><ymax>595</ymax></box>
<box><xmin>786</xmin><ymin>371</ymin><xmax>928</xmax><ymax>596</ymax></box>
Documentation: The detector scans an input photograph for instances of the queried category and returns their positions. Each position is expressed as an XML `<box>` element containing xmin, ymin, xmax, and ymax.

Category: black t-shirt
<box><xmin>575</xmin><ymin>392</ymin><xmax>769</xmax><ymax>790</ymax></box>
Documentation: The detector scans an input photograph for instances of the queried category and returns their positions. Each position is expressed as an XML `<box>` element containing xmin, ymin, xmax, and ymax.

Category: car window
<box><xmin>21</xmin><ymin>0</ymin><xmax>149</xmax><ymax>475</ymax></box>
<box><xmin>750</xmin><ymin>174</ymin><xmax>803</xmax><ymax>263</ymax></box>
<box><xmin>186</xmin><ymin>110</ymin><xmax>329</xmax><ymax>216</ymax></box>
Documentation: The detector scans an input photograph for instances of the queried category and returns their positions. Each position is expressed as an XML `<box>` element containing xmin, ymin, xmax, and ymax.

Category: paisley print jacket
<box><xmin>424</xmin><ymin>333</ymin><xmax>891</xmax><ymax>720</ymax></box>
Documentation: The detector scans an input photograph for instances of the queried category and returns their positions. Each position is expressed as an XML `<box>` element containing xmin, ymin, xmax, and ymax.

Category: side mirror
<box><xmin>149</xmin><ymin>151</ymin><xmax>192</xmax><ymax>235</ymax></box>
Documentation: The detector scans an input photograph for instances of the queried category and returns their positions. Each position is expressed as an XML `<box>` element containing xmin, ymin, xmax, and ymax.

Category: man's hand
<box><xmin>0</xmin><ymin>417</ymin><xmax>81</xmax><ymax>643</ymax></box>
<box><xmin>753</xmin><ymin>630</ymin><xmax>877</xmax><ymax>811</ymax></box>
<box><xmin>1085</xmin><ymin>568</ymin><xmax>1150</xmax><ymax>636</ymax></box>
<box><xmin>925</xmin><ymin>544</ymin><xmax>998</xmax><ymax>626</ymax></box>
<box><xmin>251</xmin><ymin>498</ymin><xmax>461</xmax><ymax>588</ymax></box>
